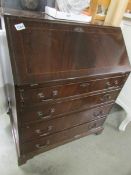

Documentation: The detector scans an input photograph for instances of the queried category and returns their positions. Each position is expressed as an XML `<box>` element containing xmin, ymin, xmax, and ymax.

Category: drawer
<box><xmin>21</xmin><ymin>104</ymin><xmax>113</xmax><ymax>142</ymax></box>
<box><xmin>21</xmin><ymin>117</ymin><xmax>106</xmax><ymax>154</ymax></box>
<box><xmin>20</xmin><ymin>89</ymin><xmax>120</xmax><ymax>124</ymax></box>
<box><xmin>17</xmin><ymin>75</ymin><xmax>125</xmax><ymax>105</ymax></box>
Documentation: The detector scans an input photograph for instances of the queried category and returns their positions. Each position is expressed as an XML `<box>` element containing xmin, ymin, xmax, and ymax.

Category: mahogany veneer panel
<box><xmin>4</xmin><ymin>16</ymin><xmax>131</xmax><ymax>85</ymax></box>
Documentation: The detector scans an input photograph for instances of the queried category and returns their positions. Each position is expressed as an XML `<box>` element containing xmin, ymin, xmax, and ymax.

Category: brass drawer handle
<box><xmin>38</xmin><ymin>90</ymin><xmax>58</xmax><ymax>101</ymax></box>
<box><xmin>100</xmin><ymin>94</ymin><xmax>112</xmax><ymax>102</ymax></box>
<box><xmin>52</xmin><ymin>90</ymin><xmax>58</xmax><ymax>97</ymax></box>
<box><xmin>41</xmin><ymin>99</ymin><xmax>52</xmax><ymax>102</ymax></box>
<box><xmin>106</xmin><ymin>80</ymin><xmax>119</xmax><ymax>88</ymax></box>
<box><xmin>37</xmin><ymin>108</ymin><xmax>55</xmax><ymax>119</ymax></box>
<box><xmin>37</xmin><ymin>111</ymin><xmax>44</xmax><ymax>117</ymax></box>
<box><xmin>93</xmin><ymin>110</ymin><xmax>103</xmax><ymax>117</ymax></box>
<box><xmin>114</xmin><ymin>80</ymin><xmax>119</xmax><ymax>85</ymax></box>
<box><xmin>50</xmin><ymin>108</ymin><xmax>55</xmax><ymax>113</ymax></box>
<box><xmin>106</xmin><ymin>81</ymin><xmax>111</xmax><ymax>88</ymax></box>
<box><xmin>38</xmin><ymin>92</ymin><xmax>52</xmax><ymax>102</ymax></box>
<box><xmin>36</xmin><ymin>140</ymin><xmax>50</xmax><ymax>149</ymax></box>
<box><xmin>38</xmin><ymin>92</ymin><xmax>45</xmax><ymax>99</ymax></box>
<box><xmin>35</xmin><ymin>126</ymin><xmax>53</xmax><ymax>137</ymax></box>
<box><xmin>39</xmin><ymin>132</ymin><xmax>50</xmax><ymax>137</ymax></box>
<box><xmin>37</xmin><ymin>111</ymin><xmax>52</xmax><ymax>120</ymax></box>
<box><xmin>80</xmin><ymin>83</ymin><xmax>90</xmax><ymax>88</ymax></box>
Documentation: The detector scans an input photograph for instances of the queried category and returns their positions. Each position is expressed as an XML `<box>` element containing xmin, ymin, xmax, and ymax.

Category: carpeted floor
<box><xmin>0</xmin><ymin>105</ymin><xmax>131</xmax><ymax>175</ymax></box>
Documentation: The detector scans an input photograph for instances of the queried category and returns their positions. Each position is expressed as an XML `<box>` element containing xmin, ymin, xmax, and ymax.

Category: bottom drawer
<box><xmin>21</xmin><ymin>117</ymin><xmax>106</xmax><ymax>154</ymax></box>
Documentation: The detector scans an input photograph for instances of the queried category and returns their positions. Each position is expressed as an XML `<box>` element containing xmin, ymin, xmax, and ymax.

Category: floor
<box><xmin>1</xmin><ymin>106</ymin><xmax>131</xmax><ymax>175</ymax></box>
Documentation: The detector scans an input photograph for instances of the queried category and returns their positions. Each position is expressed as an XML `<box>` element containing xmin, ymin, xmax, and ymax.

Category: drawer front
<box><xmin>17</xmin><ymin>75</ymin><xmax>125</xmax><ymax>105</ymax></box>
<box><xmin>21</xmin><ymin>104</ymin><xmax>113</xmax><ymax>142</ymax></box>
<box><xmin>21</xmin><ymin>117</ymin><xmax>106</xmax><ymax>154</ymax></box>
<box><xmin>20</xmin><ymin>89</ymin><xmax>120</xmax><ymax>124</ymax></box>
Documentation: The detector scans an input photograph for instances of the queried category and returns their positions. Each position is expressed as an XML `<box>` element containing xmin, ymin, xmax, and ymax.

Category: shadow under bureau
<box><xmin>2</xmin><ymin>9</ymin><xmax>131</xmax><ymax>165</ymax></box>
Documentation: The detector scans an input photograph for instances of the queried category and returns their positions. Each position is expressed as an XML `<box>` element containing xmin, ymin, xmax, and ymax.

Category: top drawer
<box><xmin>17</xmin><ymin>75</ymin><xmax>126</xmax><ymax>105</ymax></box>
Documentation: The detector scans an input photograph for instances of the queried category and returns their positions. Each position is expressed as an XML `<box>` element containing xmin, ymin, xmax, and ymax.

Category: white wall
<box><xmin>0</xmin><ymin>17</ymin><xmax>9</xmax><ymax>116</ymax></box>
<box><xmin>116</xmin><ymin>19</ymin><xmax>131</xmax><ymax>113</ymax></box>
<box><xmin>0</xmin><ymin>30</ymin><xmax>8</xmax><ymax>115</ymax></box>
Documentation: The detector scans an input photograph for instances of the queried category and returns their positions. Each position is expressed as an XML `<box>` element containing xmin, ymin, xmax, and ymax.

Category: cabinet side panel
<box><xmin>1</xmin><ymin>16</ymin><xmax>20</xmax><ymax>158</ymax></box>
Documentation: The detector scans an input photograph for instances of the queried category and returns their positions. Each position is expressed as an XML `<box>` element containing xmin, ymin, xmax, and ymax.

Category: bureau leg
<box><xmin>18</xmin><ymin>156</ymin><xmax>28</xmax><ymax>166</ymax></box>
<box><xmin>18</xmin><ymin>154</ymin><xmax>35</xmax><ymax>166</ymax></box>
<box><xmin>95</xmin><ymin>128</ymin><xmax>104</xmax><ymax>135</ymax></box>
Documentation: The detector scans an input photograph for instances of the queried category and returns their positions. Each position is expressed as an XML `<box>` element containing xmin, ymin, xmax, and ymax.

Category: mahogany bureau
<box><xmin>2</xmin><ymin>7</ymin><xmax>131</xmax><ymax>165</ymax></box>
